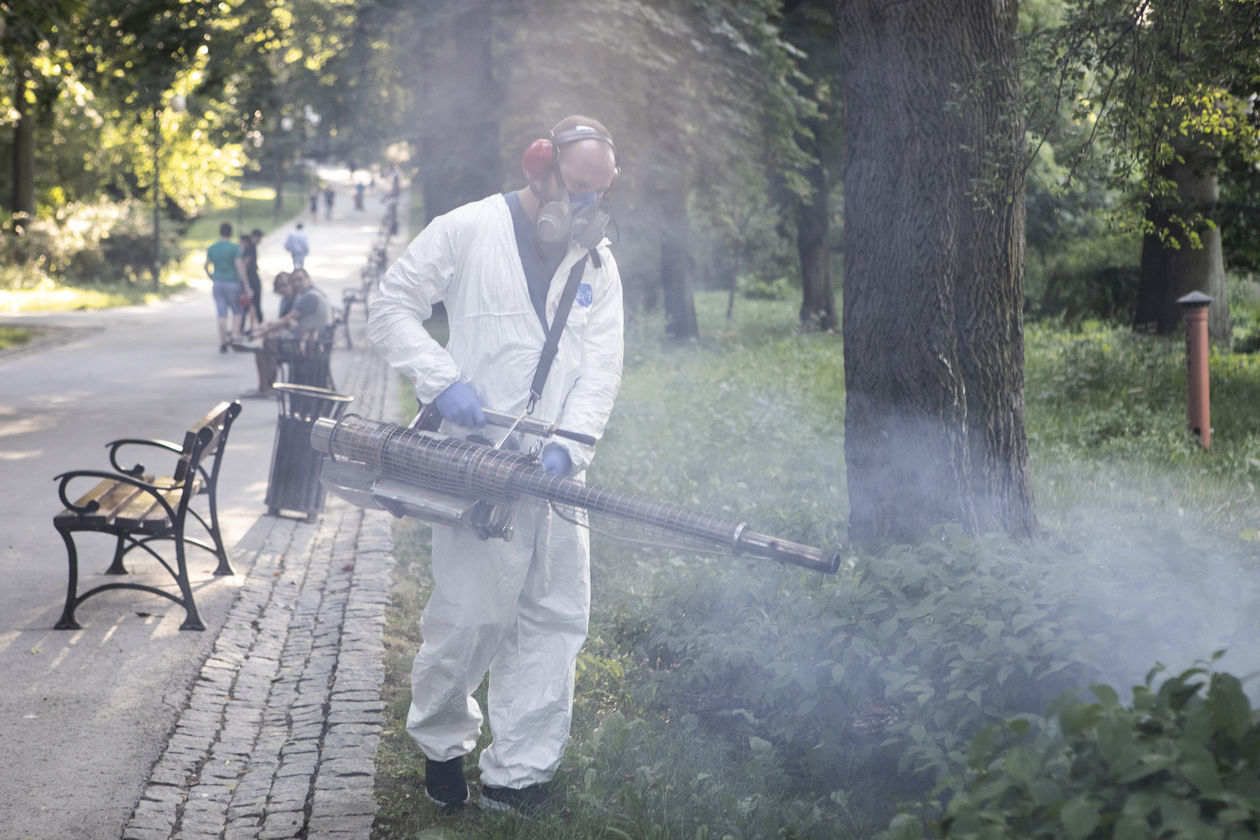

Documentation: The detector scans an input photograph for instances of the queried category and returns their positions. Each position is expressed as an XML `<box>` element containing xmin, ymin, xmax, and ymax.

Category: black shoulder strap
<box><xmin>528</xmin><ymin>250</ymin><xmax>600</xmax><ymax>411</ymax></box>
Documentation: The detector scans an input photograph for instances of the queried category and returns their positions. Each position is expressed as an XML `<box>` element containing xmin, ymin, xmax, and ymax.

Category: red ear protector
<box><xmin>521</xmin><ymin>125</ymin><xmax>620</xmax><ymax>191</ymax></box>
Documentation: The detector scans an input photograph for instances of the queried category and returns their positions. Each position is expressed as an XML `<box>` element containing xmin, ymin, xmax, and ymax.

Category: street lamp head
<box><xmin>281</xmin><ymin>116</ymin><xmax>295</xmax><ymax>132</ymax></box>
<box><xmin>171</xmin><ymin>94</ymin><xmax>186</xmax><ymax>112</ymax></box>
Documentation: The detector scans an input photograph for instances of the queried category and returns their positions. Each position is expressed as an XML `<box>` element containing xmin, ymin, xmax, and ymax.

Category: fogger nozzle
<box><xmin>311</xmin><ymin>415</ymin><xmax>840</xmax><ymax>574</ymax></box>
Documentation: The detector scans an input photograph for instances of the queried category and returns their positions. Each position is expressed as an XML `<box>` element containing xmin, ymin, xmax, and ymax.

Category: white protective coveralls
<box><xmin>365</xmin><ymin>193</ymin><xmax>624</xmax><ymax>788</ymax></box>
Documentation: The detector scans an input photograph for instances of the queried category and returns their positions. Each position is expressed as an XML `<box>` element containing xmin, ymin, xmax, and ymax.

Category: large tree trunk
<box><xmin>659</xmin><ymin>180</ymin><xmax>698</xmax><ymax>339</ymax></box>
<box><xmin>11</xmin><ymin>74</ymin><xmax>36</xmax><ymax>233</ymax></box>
<box><xmin>797</xmin><ymin>149</ymin><xmax>837</xmax><ymax>332</ymax></box>
<box><xmin>1133</xmin><ymin>139</ymin><xmax>1231</xmax><ymax>345</ymax></box>
<box><xmin>417</xmin><ymin>2</ymin><xmax>501</xmax><ymax>222</ymax></box>
<box><xmin>837</xmin><ymin>0</ymin><xmax>1037</xmax><ymax>547</ymax></box>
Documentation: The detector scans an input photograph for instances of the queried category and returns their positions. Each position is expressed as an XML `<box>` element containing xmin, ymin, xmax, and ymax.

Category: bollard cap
<box><xmin>1176</xmin><ymin>291</ymin><xmax>1213</xmax><ymax>307</ymax></box>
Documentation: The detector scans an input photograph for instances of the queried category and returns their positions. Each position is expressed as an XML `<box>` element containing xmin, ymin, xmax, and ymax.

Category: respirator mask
<box><xmin>521</xmin><ymin>125</ymin><xmax>619</xmax><ymax>249</ymax></box>
<box><xmin>535</xmin><ymin>184</ymin><xmax>611</xmax><ymax>250</ymax></box>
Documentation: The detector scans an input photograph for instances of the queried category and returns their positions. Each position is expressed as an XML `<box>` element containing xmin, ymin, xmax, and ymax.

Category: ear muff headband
<box><xmin>520</xmin><ymin>126</ymin><xmax>620</xmax><ymax>188</ymax></box>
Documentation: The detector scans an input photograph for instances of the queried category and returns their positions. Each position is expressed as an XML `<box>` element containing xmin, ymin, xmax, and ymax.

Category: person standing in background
<box><xmin>284</xmin><ymin>223</ymin><xmax>310</xmax><ymax>270</ymax></box>
<box><xmin>205</xmin><ymin>222</ymin><xmax>246</xmax><ymax>353</ymax></box>
<box><xmin>244</xmin><ymin>228</ymin><xmax>265</xmax><ymax>326</ymax></box>
<box><xmin>237</xmin><ymin>230</ymin><xmax>259</xmax><ymax>333</ymax></box>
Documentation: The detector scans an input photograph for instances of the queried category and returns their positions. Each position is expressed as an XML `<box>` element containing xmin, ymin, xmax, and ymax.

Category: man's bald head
<box><xmin>550</xmin><ymin>115</ymin><xmax>618</xmax><ymax>195</ymax></box>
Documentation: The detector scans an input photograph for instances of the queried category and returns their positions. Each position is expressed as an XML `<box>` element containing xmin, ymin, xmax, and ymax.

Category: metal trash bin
<box><xmin>271</xmin><ymin>335</ymin><xmax>336</xmax><ymax>390</ymax></box>
<box><xmin>265</xmin><ymin>383</ymin><xmax>354</xmax><ymax>520</ymax></box>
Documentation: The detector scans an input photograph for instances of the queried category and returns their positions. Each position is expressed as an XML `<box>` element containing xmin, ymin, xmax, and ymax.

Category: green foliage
<box><xmin>1020</xmin><ymin>0</ymin><xmax>1260</xmax><ymax>247</ymax></box>
<box><xmin>564</xmin><ymin>711</ymin><xmax>847</xmax><ymax>840</ymax></box>
<box><xmin>1023</xmin><ymin>138</ymin><xmax>1143</xmax><ymax>324</ymax></box>
<box><xmin>909</xmin><ymin>660</ymin><xmax>1260</xmax><ymax>840</ymax></box>
<box><xmin>1228</xmin><ymin>273</ymin><xmax>1260</xmax><ymax>354</ymax></box>
<box><xmin>0</xmin><ymin>199</ymin><xmax>168</xmax><ymax>287</ymax></box>
<box><xmin>1024</xmin><ymin>319</ymin><xmax>1260</xmax><ymax>489</ymax></box>
<box><xmin>1018</xmin><ymin>0</ymin><xmax>1260</xmax><ymax>322</ymax></box>
<box><xmin>178</xmin><ymin>184</ymin><xmax>307</xmax><ymax>259</ymax></box>
<box><xmin>610</xmin><ymin>533</ymin><xmax>1103</xmax><ymax>783</ymax></box>
<box><xmin>0</xmin><ymin>183</ymin><xmax>306</xmax><ymax>312</ymax></box>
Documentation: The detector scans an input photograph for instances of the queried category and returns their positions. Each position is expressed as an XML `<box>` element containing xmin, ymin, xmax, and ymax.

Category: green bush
<box><xmin>1228</xmin><ymin>273</ymin><xmax>1260</xmax><ymax>354</ymax></box>
<box><xmin>597</xmin><ymin>522</ymin><xmax>1256</xmax><ymax>836</ymax></box>
<box><xmin>0</xmin><ymin>199</ymin><xmax>175</xmax><ymax>288</ymax></box>
<box><xmin>889</xmin><ymin>659</ymin><xmax>1260</xmax><ymax>840</ymax></box>
<box><xmin>612</xmin><ymin>533</ymin><xmax>1110</xmax><ymax>794</ymax></box>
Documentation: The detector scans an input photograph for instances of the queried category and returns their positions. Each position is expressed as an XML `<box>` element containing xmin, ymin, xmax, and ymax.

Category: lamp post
<box><xmin>152</xmin><ymin>94</ymin><xmax>186</xmax><ymax>290</ymax></box>
<box><xmin>272</xmin><ymin>115</ymin><xmax>296</xmax><ymax>223</ymax></box>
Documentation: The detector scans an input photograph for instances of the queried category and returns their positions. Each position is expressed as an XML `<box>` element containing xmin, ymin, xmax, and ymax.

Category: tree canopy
<box><xmin>2</xmin><ymin>0</ymin><xmax>1258</xmax><ymax>540</ymax></box>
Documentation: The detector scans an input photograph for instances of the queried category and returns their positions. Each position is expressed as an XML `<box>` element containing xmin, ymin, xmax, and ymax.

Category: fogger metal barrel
<box><xmin>311</xmin><ymin>414</ymin><xmax>840</xmax><ymax>574</ymax></box>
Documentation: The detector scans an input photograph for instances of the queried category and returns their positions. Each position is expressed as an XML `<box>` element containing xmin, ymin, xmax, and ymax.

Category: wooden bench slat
<box><xmin>56</xmin><ymin>474</ymin><xmax>155</xmax><ymax>527</ymax></box>
<box><xmin>114</xmin><ymin>476</ymin><xmax>203</xmax><ymax>530</ymax></box>
<box><xmin>111</xmin><ymin>476</ymin><xmax>173</xmax><ymax>530</ymax></box>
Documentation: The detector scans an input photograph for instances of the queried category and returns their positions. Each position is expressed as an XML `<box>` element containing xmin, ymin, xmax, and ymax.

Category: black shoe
<box><xmin>424</xmin><ymin>757</ymin><xmax>470</xmax><ymax>808</ymax></box>
<box><xmin>479</xmin><ymin>783</ymin><xmax>548</xmax><ymax>814</ymax></box>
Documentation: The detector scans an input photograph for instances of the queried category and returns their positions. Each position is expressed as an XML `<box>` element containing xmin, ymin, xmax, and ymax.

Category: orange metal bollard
<box><xmin>1177</xmin><ymin>292</ymin><xmax>1212</xmax><ymax>449</ymax></box>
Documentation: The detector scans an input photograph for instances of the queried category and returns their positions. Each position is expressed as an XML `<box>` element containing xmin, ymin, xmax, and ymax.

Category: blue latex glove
<box><xmin>433</xmin><ymin>381</ymin><xmax>485</xmax><ymax>427</ymax></box>
<box><xmin>540</xmin><ymin>445</ymin><xmax>572</xmax><ymax>478</ymax></box>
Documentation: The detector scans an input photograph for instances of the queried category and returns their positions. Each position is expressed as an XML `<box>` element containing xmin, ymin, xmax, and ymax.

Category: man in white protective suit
<box><xmin>365</xmin><ymin>115</ymin><xmax>623</xmax><ymax>814</ymax></box>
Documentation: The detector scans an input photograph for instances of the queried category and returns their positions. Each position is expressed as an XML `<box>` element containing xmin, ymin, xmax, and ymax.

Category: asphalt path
<box><xmin>0</xmin><ymin>169</ymin><xmax>393</xmax><ymax>840</ymax></box>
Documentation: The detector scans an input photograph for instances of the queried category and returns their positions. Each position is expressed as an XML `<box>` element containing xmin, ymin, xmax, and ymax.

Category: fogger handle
<box><xmin>413</xmin><ymin>402</ymin><xmax>597</xmax><ymax>446</ymax></box>
<box><xmin>481</xmin><ymin>408</ymin><xmax>598</xmax><ymax>447</ymax></box>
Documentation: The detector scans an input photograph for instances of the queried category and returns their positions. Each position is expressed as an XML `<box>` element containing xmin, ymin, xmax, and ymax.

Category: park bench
<box><xmin>51</xmin><ymin>401</ymin><xmax>242</xmax><ymax>631</ymax></box>
<box><xmin>337</xmin><ymin>246</ymin><xmax>387</xmax><ymax>348</ymax></box>
<box><xmin>335</xmin><ymin>201</ymin><xmax>396</xmax><ymax>349</ymax></box>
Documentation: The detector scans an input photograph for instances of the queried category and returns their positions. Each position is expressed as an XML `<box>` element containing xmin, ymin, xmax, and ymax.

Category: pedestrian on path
<box><xmin>237</xmin><ymin>230</ymin><xmax>259</xmax><ymax>333</ymax></box>
<box><xmin>284</xmin><ymin>223</ymin><xmax>310</xmax><ymax>270</ymax></box>
<box><xmin>367</xmin><ymin>115</ymin><xmax>624</xmax><ymax>815</ymax></box>
<box><xmin>244</xmin><ymin>228</ymin><xmax>265</xmax><ymax>325</ymax></box>
<box><xmin>205</xmin><ymin>221</ymin><xmax>247</xmax><ymax>352</ymax></box>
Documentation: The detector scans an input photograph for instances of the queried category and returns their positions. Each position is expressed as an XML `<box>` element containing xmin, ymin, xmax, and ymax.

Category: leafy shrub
<box><xmin>610</xmin><ymin>534</ymin><xmax>1110</xmax><ymax>816</ymax></box>
<box><xmin>603</xmin><ymin>515</ymin><xmax>1259</xmax><ymax>835</ymax></box>
<box><xmin>0</xmin><ymin>199</ymin><xmax>176</xmax><ymax>288</ymax></box>
<box><xmin>887</xmin><ymin>660</ymin><xmax>1260</xmax><ymax>840</ymax></box>
<box><xmin>1228</xmin><ymin>273</ymin><xmax>1260</xmax><ymax>354</ymax></box>
<box><xmin>566</xmin><ymin>711</ymin><xmax>845</xmax><ymax>840</ymax></box>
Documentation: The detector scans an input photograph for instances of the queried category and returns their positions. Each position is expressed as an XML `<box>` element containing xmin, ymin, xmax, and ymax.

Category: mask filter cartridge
<box><xmin>535</xmin><ymin>198</ymin><xmax>572</xmax><ymax>243</ymax></box>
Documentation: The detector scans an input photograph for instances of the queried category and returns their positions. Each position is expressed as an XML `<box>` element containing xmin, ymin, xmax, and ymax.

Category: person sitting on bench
<box><xmin>235</xmin><ymin>272</ymin><xmax>297</xmax><ymax>398</ymax></box>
